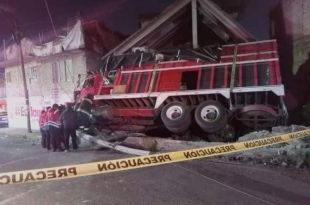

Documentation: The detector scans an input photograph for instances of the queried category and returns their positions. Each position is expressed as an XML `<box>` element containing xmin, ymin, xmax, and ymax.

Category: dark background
<box><xmin>0</xmin><ymin>0</ymin><xmax>280</xmax><ymax>41</ymax></box>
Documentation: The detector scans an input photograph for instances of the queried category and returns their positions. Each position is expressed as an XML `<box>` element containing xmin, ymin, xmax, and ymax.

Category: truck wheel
<box><xmin>195</xmin><ymin>100</ymin><xmax>227</xmax><ymax>133</ymax></box>
<box><xmin>161</xmin><ymin>102</ymin><xmax>191</xmax><ymax>134</ymax></box>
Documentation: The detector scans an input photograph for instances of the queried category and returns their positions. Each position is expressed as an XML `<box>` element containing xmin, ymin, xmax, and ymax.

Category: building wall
<box><xmin>5</xmin><ymin>51</ymin><xmax>88</xmax><ymax>129</ymax></box>
<box><xmin>0</xmin><ymin>68</ymin><xmax>6</xmax><ymax>99</ymax></box>
<box><xmin>271</xmin><ymin>0</ymin><xmax>310</xmax><ymax>75</ymax></box>
<box><xmin>85</xmin><ymin>51</ymin><xmax>102</xmax><ymax>72</ymax></box>
<box><xmin>282</xmin><ymin>0</ymin><xmax>310</xmax><ymax>74</ymax></box>
<box><xmin>280</xmin><ymin>0</ymin><xmax>310</xmax><ymax>38</ymax></box>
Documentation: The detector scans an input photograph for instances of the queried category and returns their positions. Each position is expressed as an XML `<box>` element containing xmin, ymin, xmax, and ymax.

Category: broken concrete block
<box><xmin>122</xmin><ymin>137</ymin><xmax>157</xmax><ymax>151</ymax></box>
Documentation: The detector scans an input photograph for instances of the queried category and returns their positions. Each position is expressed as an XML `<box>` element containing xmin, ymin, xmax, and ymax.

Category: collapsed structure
<box><xmin>75</xmin><ymin>0</ymin><xmax>288</xmax><ymax>141</ymax></box>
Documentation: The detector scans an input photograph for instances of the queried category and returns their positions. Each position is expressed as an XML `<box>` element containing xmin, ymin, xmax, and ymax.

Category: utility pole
<box><xmin>14</xmin><ymin>24</ymin><xmax>32</xmax><ymax>133</ymax></box>
<box><xmin>1</xmin><ymin>4</ymin><xmax>32</xmax><ymax>132</ymax></box>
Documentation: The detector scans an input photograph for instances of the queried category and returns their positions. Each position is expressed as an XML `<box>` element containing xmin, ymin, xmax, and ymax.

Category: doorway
<box><xmin>181</xmin><ymin>71</ymin><xmax>198</xmax><ymax>90</ymax></box>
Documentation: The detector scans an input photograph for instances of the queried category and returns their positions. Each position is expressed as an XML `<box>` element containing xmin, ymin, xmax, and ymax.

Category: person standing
<box><xmin>38</xmin><ymin>109</ymin><xmax>48</xmax><ymax>148</ymax></box>
<box><xmin>60</xmin><ymin>103</ymin><xmax>78</xmax><ymax>151</ymax></box>
<box><xmin>45</xmin><ymin>106</ymin><xmax>52</xmax><ymax>150</ymax></box>
<box><xmin>77</xmin><ymin>94</ymin><xmax>94</xmax><ymax>133</ymax></box>
<box><xmin>48</xmin><ymin>104</ymin><xmax>62</xmax><ymax>152</ymax></box>
<box><xmin>58</xmin><ymin>104</ymin><xmax>66</xmax><ymax>149</ymax></box>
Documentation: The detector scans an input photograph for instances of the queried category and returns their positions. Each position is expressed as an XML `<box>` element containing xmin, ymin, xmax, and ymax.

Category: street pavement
<box><xmin>0</xmin><ymin>129</ymin><xmax>309</xmax><ymax>205</ymax></box>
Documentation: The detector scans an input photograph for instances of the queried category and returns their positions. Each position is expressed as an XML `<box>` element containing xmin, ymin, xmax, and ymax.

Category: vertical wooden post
<box><xmin>191</xmin><ymin>0</ymin><xmax>198</xmax><ymax>49</ymax></box>
<box><xmin>230</xmin><ymin>45</ymin><xmax>238</xmax><ymax>89</ymax></box>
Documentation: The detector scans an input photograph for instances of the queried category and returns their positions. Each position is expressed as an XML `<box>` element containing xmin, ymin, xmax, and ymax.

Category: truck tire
<box><xmin>195</xmin><ymin>100</ymin><xmax>227</xmax><ymax>133</ymax></box>
<box><xmin>161</xmin><ymin>102</ymin><xmax>191</xmax><ymax>134</ymax></box>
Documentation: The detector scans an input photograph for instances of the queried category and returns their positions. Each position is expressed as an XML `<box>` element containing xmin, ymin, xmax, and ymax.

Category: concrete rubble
<box><xmin>225</xmin><ymin>125</ymin><xmax>310</xmax><ymax>169</ymax></box>
<box><xmin>77</xmin><ymin>131</ymin><xmax>150</xmax><ymax>156</ymax></box>
<box><xmin>87</xmin><ymin>125</ymin><xmax>310</xmax><ymax>169</ymax></box>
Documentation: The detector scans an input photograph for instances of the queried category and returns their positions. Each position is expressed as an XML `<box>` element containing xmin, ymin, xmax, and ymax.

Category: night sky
<box><xmin>0</xmin><ymin>0</ymin><xmax>280</xmax><ymax>42</ymax></box>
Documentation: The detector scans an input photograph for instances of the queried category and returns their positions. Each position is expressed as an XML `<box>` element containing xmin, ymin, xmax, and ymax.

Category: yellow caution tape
<box><xmin>1</xmin><ymin>129</ymin><xmax>309</xmax><ymax>185</ymax></box>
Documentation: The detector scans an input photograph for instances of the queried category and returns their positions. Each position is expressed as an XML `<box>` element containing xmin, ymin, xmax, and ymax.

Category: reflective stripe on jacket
<box><xmin>48</xmin><ymin>109</ymin><xmax>61</xmax><ymax>128</ymax></box>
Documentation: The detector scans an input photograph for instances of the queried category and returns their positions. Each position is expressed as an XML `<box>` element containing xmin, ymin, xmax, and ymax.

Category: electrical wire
<box><xmin>43</xmin><ymin>0</ymin><xmax>57</xmax><ymax>37</ymax></box>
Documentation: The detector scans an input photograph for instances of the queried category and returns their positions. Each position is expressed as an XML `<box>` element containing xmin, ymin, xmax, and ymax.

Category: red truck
<box><xmin>76</xmin><ymin>40</ymin><xmax>287</xmax><ymax>141</ymax></box>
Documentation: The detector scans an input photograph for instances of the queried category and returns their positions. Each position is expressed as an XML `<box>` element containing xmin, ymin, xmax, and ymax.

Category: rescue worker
<box><xmin>48</xmin><ymin>104</ymin><xmax>63</xmax><ymax>152</ymax></box>
<box><xmin>60</xmin><ymin>103</ymin><xmax>78</xmax><ymax>151</ymax></box>
<box><xmin>45</xmin><ymin>106</ymin><xmax>52</xmax><ymax>150</ymax></box>
<box><xmin>79</xmin><ymin>78</ymin><xmax>95</xmax><ymax>101</ymax></box>
<box><xmin>38</xmin><ymin>109</ymin><xmax>47</xmax><ymax>148</ymax></box>
<box><xmin>58</xmin><ymin>104</ymin><xmax>66</xmax><ymax>148</ymax></box>
<box><xmin>77</xmin><ymin>94</ymin><xmax>94</xmax><ymax>133</ymax></box>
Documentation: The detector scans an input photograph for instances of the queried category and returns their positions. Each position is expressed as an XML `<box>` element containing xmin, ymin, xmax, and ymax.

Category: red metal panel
<box><xmin>141</xmin><ymin>98</ymin><xmax>151</xmax><ymax>107</ymax></box>
<box><xmin>274</xmin><ymin>61</ymin><xmax>282</xmax><ymax>84</ymax></box>
<box><xmin>134</xmin><ymin>98</ymin><xmax>145</xmax><ymax>108</ymax></box>
<box><xmin>96</xmin><ymin>79</ymin><xmax>104</xmax><ymax>95</ymax></box>
<box><xmin>196</xmin><ymin>68</ymin><xmax>202</xmax><ymax>89</ymax></box>
<box><xmin>209</xmin><ymin>66</ymin><xmax>215</xmax><ymax>89</ymax></box>
<box><xmin>157</xmin><ymin>70</ymin><xmax>182</xmax><ymax>91</ymax></box>
<box><xmin>126</xmin><ymin>73</ymin><xmax>132</xmax><ymax>93</ymax></box>
<box><xmin>114</xmin><ymin>71</ymin><xmax>122</xmax><ymax>85</ymax></box>
<box><xmin>144</xmin><ymin>72</ymin><xmax>152</xmax><ymax>92</ymax></box>
<box><xmin>112</xmin><ymin>108</ymin><xmax>155</xmax><ymax>117</ymax></box>
<box><xmin>223</xmin><ymin>65</ymin><xmax>228</xmax><ymax>88</ymax></box>
<box><xmin>121</xmin><ymin>99</ymin><xmax>131</xmax><ymax>108</ymax></box>
<box><xmin>155</xmin><ymin>72</ymin><xmax>162</xmax><ymax>91</ymax></box>
<box><xmin>99</xmin><ymin>85</ymin><xmax>113</xmax><ymax>95</ymax></box>
<box><xmin>253</xmin><ymin>63</ymin><xmax>258</xmax><ymax>86</ymax></box>
<box><xmin>113</xmin><ymin>99</ymin><xmax>123</xmax><ymax>107</ymax></box>
<box><xmin>269</xmin><ymin>62</ymin><xmax>277</xmax><ymax>85</ymax></box>
<box><xmin>128</xmin><ymin>98</ymin><xmax>138</xmax><ymax>107</ymax></box>
<box><xmin>134</xmin><ymin>73</ymin><xmax>142</xmax><ymax>93</ymax></box>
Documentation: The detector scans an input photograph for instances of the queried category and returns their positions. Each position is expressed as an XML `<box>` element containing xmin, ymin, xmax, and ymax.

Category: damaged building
<box><xmin>73</xmin><ymin>0</ymin><xmax>287</xmax><ymax>141</ymax></box>
<box><xmin>270</xmin><ymin>0</ymin><xmax>310</xmax><ymax>124</ymax></box>
<box><xmin>0</xmin><ymin>19</ymin><xmax>122</xmax><ymax>129</ymax></box>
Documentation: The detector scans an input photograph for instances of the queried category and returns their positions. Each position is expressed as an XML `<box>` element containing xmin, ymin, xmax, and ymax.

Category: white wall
<box><xmin>5</xmin><ymin>51</ymin><xmax>87</xmax><ymax>130</ymax></box>
<box><xmin>281</xmin><ymin>0</ymin><xmax>310</xmax><ymax>73</ymax></box>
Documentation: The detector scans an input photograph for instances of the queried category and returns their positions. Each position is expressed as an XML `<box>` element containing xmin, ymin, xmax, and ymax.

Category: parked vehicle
<box><xmin>75</xmin><ymin>40</ymin><xmax>288</xmax><ymax>141</ymax></box>
<box><xmin>0</xmin><ymin>112</ymin><xmax>8</xmax><ymax>128</ymax></box>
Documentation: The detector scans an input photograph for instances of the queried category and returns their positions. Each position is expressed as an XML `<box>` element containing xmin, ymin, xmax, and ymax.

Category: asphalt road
<box><xmin>0</xmin><ymin>135</ymin><xmax>309</xmax><ymax>205</ymax></box>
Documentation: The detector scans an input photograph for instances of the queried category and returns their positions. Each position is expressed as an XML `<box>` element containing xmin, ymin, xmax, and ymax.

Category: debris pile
<box><xmin>226</xmin><ymin>125</ymin><xmax>310</xmax><ymax>168</ymax></box>
<box><xmin>78</xmin><ymin>125</ymin><xmax>310</xmax><ymax>169</ymax></box>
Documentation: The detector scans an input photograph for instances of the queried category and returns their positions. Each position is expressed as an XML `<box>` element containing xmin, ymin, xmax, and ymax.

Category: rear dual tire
<box><xmin>160</xmin><ymin>100</ymin><xmax>228</xmax><ymax>140</ymax></box>
<box><xmin>194</xmin><ymin>100</ymin><xmax>227</xmax><ymax>133</ymax></box>
<box><xmin>161</xmin><ymin>102</ymin><xmax>191</xmax><ymax>134</ymax></box>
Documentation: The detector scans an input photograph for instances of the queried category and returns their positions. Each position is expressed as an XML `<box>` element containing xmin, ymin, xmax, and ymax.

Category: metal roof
<box><xmin>103</xmin><ymin>0</ymin><xmax>255</xmax><ymax>58</ymax></box>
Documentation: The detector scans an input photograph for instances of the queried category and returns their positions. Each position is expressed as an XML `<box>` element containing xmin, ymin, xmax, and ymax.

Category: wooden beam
<box><xmin>191</xmin><ymin>0</ymin><xmax>199</xmax><ymax>49</ymax></box>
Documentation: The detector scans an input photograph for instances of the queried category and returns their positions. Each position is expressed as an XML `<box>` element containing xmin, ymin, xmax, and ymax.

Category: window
<box><xmin>52</xmin><ymin>60</ymin><xmax>73</xmax><ymax>83</ymax></box>
<box><xmin>28</xmin><ymin>67</ymin><xmax>38</xmax><ymax>84</ymax></box>
<box><xmin>63</xmin><ymin>60</ymin><xmax>73</xmax><ymax>82</ymax></box>
<box><xmin>6</xmin><ymin>72</ymin><xmax>12</xmax><ymax>84</ymax></box>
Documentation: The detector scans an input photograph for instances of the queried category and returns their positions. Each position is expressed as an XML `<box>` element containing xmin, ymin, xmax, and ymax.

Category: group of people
<box><xmin>39</xmin><ymin>103</ymin><xmax>79</xmax><ymax>152</ymax></box>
